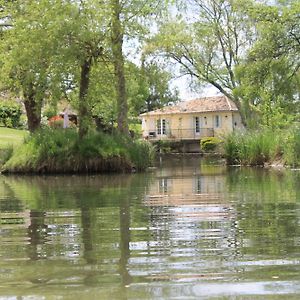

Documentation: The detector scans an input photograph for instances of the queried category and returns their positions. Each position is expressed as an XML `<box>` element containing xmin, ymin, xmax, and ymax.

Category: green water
<box><xmin>0</xmin><ymin>157</ymin><xmax>300</xmax><ymax>299</ymax></box>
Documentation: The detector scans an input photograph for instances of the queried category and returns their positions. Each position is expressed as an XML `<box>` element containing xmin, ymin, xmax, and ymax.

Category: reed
<box><xmin>224</xmin><ymin>129</ymin><xmax>285</xmax><ymax>166</ymax></box>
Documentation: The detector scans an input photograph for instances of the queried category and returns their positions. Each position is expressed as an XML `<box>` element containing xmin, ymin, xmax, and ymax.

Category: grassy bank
<box><xmin>0</xmin><ymin>127</ymin><xmax>28</xmax><ymax>148</ymax></box>
<box><xmin>0</xmin><ymin>127</ymin><xmax>28</xmax><ymax>168</ymax></box>
<box><xmin>223</xmin><ymin>127</ymin><xmax>300</xmax><ymax>167</ymax></box>
<box><xmin>2</xmin><ymin>128</ymin><xmax>154</xmax><ymax>174</ymax></box>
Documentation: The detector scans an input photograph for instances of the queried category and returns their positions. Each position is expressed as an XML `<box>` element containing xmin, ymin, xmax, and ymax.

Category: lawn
<box><xmin>0</xmin><ymin>127</ymin><xmax>28</xmax><ymax>149</ymax></box>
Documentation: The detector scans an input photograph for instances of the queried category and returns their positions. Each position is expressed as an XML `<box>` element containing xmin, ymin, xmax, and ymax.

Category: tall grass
<box><xmin>283</xmin><ymin>128</ymin><xmax>300</xmax><ymax>167</ymax></box>
<box><xmin>0</xmin><ymin>145</ymin><xmax>14</xmax><ymax>168</ymax></box>
<box><xmin>2</xmin><ymin>128</ymin><xmax>154</xmax><ymax>173</ymax></box>
<box><xmin>223</xmin><ymin>129</ymin><xmax>291</xmax><ymax>166</ymax></box>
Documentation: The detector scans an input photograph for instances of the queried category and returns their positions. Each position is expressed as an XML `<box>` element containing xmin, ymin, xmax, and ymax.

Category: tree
<box><xmin>129</xmin><ymin>59</ymin><xmax>179</xmax><ymax>114</ymax></box>
<box><xmin>110</xmin><ymin>0</ymin><xmax>128</xmax><ymax>134</ymax></box>
<box><xmin>0</xmin><ymin>1</ymin><xmax>63</xmax><ymax>132</ymax></box>
<box><xmin>147</xmin><ymin>0</ymin><xmax>256</xmax><ymax>124</ymax></box>
<box><xmin>109</xmin><ymin>0</ymin><xmax>172</xmax><ymax>134</ymax></box>
<box><xmin>64</xmin><ymin>1</ymin><xmax>107</xmax><ymax>139</ymax></box>
<box><xmin>236</xmin><ymin>0</ymin><xmax>300</xmax><ymax>128</ymax></box>
<box><xmin>0</xmin><ymin>1</ymin><xmax>108</xmax><ymax>136</ymax></box>
<box><xmin>86</xmin><ymin>59</ymin><xmax>178</xmax><ymax>129</ymax></box>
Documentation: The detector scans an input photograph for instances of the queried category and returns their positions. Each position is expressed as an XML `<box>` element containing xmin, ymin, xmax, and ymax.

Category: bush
<box><xmin>223</xmin><ymin>133</ymin><xmax>240</xmax><ymax>164</ymax></box>
<box><xmin>283</xmin><ymin>127</ymin><xmax>300</xmax><ymax>167</ymax></box>
<box><xmin>201</xmin><ymin>137</ymin><xmax>222</xmax><ymax>152</ymax></box>
<box><xmin>0</xmin><ymin>101</ymin><xmax>22</xmax><ymax>128</ymax></box>
<box><xmin>155</xmin><ymin>140</ymin><xmax>172</xmax><ymax>153</ymax></box>
<box><xmin>223</xmin><ymin>129</ymin><xmax>285</xmax><ymax>166</ymax></box>
<box><xmin>3</xmin><ymin>128</ymin><xmax>154</xmax><ymax>173</ymax></box>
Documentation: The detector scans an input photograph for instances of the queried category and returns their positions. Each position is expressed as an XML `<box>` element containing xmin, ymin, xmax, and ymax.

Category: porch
<box><xmin>147</xmin><ymin>128</ymin><xmax>214</xmax><ymax>141</ymax></box>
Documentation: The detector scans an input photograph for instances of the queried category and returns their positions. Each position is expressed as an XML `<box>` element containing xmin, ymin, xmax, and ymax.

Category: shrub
<box><xmin>283</xmin><ymin>127</ymin><xmax>300</xmax><ymax>167</ymax></box>
<box><xmin>223</xmin><ymin>133</ymin><xmax>240</xmax><ymax>164</ymax></box>
<box><xmin>200</xmin><ymin>137</ymin><xmax>222</xmax><ymax>152</ymax></box>
<box><xmin>224</xmin><ymin>129</ymin><xmax>285</xmax><ymax>166</ymax></box>
<box><xmin>0</xmin><ymin>101</ymin><xmax>22</xmax><ymax>128</ymax></box>
<box><xmin>3</xmin><ymin>128</ymin><xmax>154</xmax><ymax>173</ymax></box>
<box><xmin>155</xmin><ymin>140</ymin><xmax>173</xmax><ymax>153</ymax></box>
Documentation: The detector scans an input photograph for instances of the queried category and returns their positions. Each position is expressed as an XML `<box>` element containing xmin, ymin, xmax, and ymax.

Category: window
<box><xmin>195</xmin><ymin>117</ymin><xmax>200</xmax><ymax>133</ymax></box>
<box><xmin>215</xmin><ymin>115</ymin><xmax>221</xmax><ymax>128</ymax></box>
<box><xmin>157</xmin><ymin>119</ymin><xmax>166</xmax><ymax>135</ymax></box>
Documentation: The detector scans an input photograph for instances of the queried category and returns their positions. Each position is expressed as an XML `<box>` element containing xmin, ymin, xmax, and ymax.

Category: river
<box><xmin>0</xmin><ymin>156</ymin><xmax>300</xmax><ymax>299</ymax></box>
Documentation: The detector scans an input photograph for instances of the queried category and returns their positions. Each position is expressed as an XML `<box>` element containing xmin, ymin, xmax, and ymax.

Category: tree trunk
<box><xmin>23</xmin><ymin>85</ymin><xmax>41</xmax><ymax>132</ymax></box>
<box><xmin>111</xmin><ymin>0</ymin><xmax>129</xmax><ymax>134</ymax></box>
<box><xmin>79</xmin><ymin>57</ymin><xmax>92</xmax><ymax>140</ymax></box>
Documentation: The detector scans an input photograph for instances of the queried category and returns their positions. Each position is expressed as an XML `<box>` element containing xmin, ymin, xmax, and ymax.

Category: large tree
<box><xmin>109</xmin><ymin>0</ymin><xmax>172</xmax><ymax>133</ymax></box>
<box><xmin>236</xmin><ymin>0</ymin><xmax>300</xmax><ymax>127</ymax></box>
<box><xmin>129</xmin><ymin>59</ymin><xmax>179</xmax><ymax>114</ymax></box>
<box><xmin>62</xmin><ymin>0</ymin><xmax>108</xmax><ymax>139</ymax></box>
<box><xmin>147</xmin><ymin>0</ymin><xmax>256</xmax><ymax>124</ymax></box>
<box><xmin>0</xmin><ymin>1</ymin><xmax>108</xmax><ymax>135</ymax></box>
<box><xmin>0</xmin><ymin>1</ymin><xmax>64</xmax><ymax>132</ymax></box>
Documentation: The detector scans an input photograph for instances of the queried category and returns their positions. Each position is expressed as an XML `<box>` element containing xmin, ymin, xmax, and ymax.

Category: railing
<box><xmin>147</xmin><ymin>128</ymin><xmax>214</xmax><ymax>140</ymax></box>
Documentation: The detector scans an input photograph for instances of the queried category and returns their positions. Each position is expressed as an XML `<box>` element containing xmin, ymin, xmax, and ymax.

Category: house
<box><xmin>140</xmin><ymin>96</ymin><xmax>243</xmax><ymax>142</ymax></box>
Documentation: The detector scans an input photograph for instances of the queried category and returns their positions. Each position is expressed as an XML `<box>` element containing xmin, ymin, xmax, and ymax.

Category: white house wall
<box><xmin>141</xmin><ymin>111</ymin><xmax>243</xmax><ymax>139</ymax></box>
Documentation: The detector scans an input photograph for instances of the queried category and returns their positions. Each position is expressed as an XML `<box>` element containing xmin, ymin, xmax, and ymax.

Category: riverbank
<box><xmin>223</xmin><ymin>128</ymin><xmax>300</xmax><ymax>167</ymax></box>
<box><xmin>1</xmin><ymin>128</ymin><xmax>154</xmax><ymax>174</ymax></box>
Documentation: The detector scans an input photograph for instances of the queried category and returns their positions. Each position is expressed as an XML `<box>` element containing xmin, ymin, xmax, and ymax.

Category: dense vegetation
<box><xmin>0</xmin><ymin>1</ymin><xmax>299</xmax><ymax>171</ymax></box>
<box><xmin>0</xmin><ymin>101</ymin><xmax>22</xmax><ymax>128</ymax></box>
<box><xmin>2</xmin><ymin>128</ymin><xmax>154</xmax><ymax>173</ymax></box>
<box><xmin>224</xmin><ymin>127</ymin><xmax>300</xmax><ymax>167</ymax></box>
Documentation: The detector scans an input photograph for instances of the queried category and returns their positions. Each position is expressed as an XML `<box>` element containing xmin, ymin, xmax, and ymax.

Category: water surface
<box><xmin>0</xmin><ymin>157</ymin><xmax>300</xmax><ymax>299</ymax></box>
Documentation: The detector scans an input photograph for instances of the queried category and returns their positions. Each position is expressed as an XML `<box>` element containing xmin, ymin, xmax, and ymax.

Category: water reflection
<box><xmin>0</xmin><ymin>157</ymin><xmax>300</xmax><ymax>299</ymax></box>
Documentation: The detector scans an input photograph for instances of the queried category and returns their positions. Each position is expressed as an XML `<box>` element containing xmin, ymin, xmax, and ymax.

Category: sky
<box><xmin>172</xmin><ymin>76</ymin><xmax>220</xmax><ymax>101</ymax></box>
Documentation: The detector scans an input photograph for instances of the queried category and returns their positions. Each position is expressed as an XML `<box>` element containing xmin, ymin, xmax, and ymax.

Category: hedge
<box><xmin>0</xmin><ymin>101</ymin><xmax>22</xmax><ymax>128</ymax></box>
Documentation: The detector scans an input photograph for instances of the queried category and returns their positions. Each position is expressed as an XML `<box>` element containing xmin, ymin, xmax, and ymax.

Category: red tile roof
<box><xmin>140</xmin><ymin>96</ymin><xmax>238</xmax><ymax>116</ymax></box>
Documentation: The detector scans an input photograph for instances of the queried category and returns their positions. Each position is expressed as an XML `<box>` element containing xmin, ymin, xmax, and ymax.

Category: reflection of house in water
<box><xmin>156</xmin><ymin>174</ymin><xmax>225</xmax><ymax>196</ymax></box>
<box><xmin>144</xmin><ymin>164</ymin><xmax>233</xmax><ymax>221</ymax></box>
<box><xmin>141</xmin><ymin>162</ymin><xmax>240</xmax><ymax>281</ymax></box>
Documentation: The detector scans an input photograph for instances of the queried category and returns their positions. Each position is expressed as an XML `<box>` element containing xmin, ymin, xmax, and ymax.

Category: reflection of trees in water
<box><xmin>0</xmin><ymin>173</ymin><xmax>151</xmax><ymax>295</ymax></box>
<box><xmin>119</xmin><ymin>195</ymin><xmax>131</xmax><ymax>299</ymax></box>
<box><xmin>227</xmin><ymin>168</ymin><xmax>300</xmax><ymax>257</ymax></box>
<box><xmin>2</xmin><ymin>164</ymin><xmax>299</xmax><ymax>286</ymax></box>
<box><xmin>27</xmin><ymin>210</ymin><xmax>48</xmax><ymax>260</ymax></box>
<box><xmin>0</xmin><ymin>180</ymin><xmax>24</xmax><ymax>212</ymax></box>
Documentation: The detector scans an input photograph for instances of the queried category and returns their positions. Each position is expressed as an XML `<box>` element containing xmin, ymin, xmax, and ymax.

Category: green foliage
<box><xmin>147</xmin><ymin>0</ymin><xmax>254</xmax><ymax>123</ymax></box>
<box><xmin>126</xmin><ymin>139</ymin><xmax>155</xmax><ymax>171</ymax></box>
<box><xmin>223</xmin><ymin>129</ymin><xmax>300</xmax><ymax>166</ymax></box>
<box><xmin>236</xmin><ymin>0</ymin><xmax>300</xmax><ymax>127</ymax></box>
<box><xmin>223</xmin><ymin>133</ymin><xmax>241</xmax><ymax>165</ymax></box>
<box><xmin>283</xmin><ymin>127</ymin><xmax>300</xmax><ymax>167</ymax></box>
<box><xmin>128</xmin><ymin>61</ymin><xmax>179</xmax><ymax>115</ymax></box>
<box><xmin>43</xmin><ymin>106</ymin><xmax>57</xmax><ymax>119</ymax></box>
<box><xmin>3</xmin><ymin>128</ymin><xmax>154</xmax><ymax>173</ymax></box>
<box><xmin>0</xmin><ymin>101</ymin><xmax>22</xmax><ymax>128</ymax></box>
<box><xmin>0</xmin><ymin>145</ymin><xmax>13</xmax><ymax>167</ymax></box>
<box><xmin>129</xmin><ymin>120</ymin><xmax>142</xmax><ymax>137</ymax></box>
<box><xmin>155</xmin><ymin>140</ymin><xmax>172</xmax><ymax>153</ymax></box>
<box><xmin>200</xmin><ymin>137</ymin><xmax>222</xmax><ymax>152</ymax></box>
